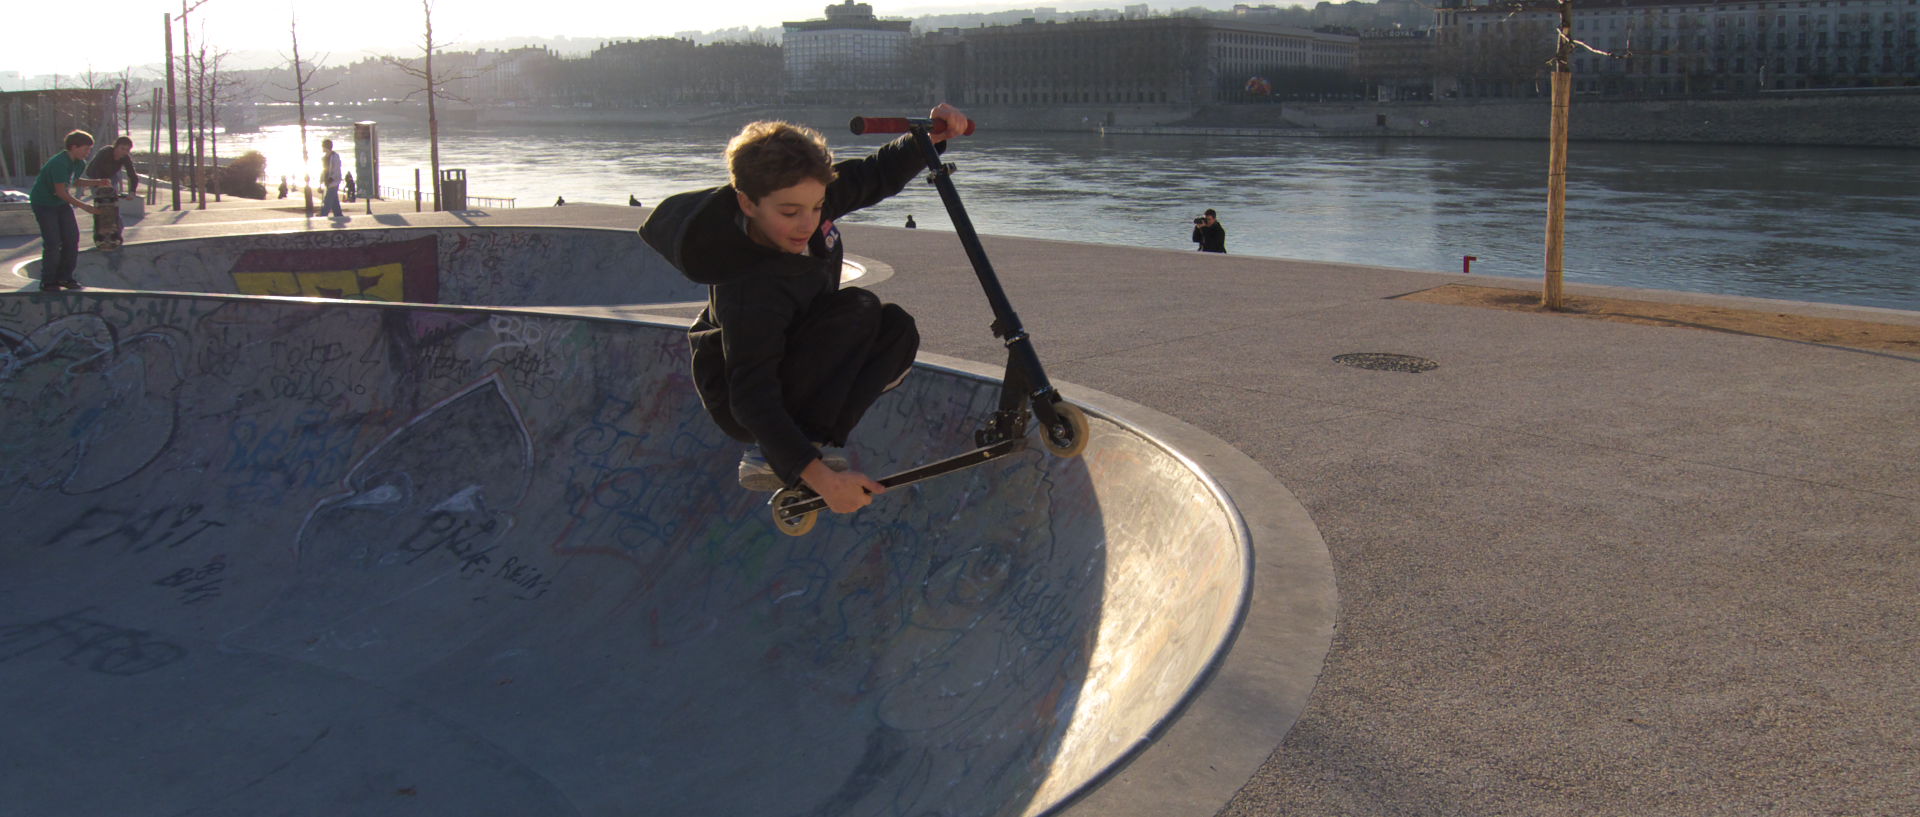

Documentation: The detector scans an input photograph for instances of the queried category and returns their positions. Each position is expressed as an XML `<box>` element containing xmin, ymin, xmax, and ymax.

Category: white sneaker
<box><xmin>738</xmin><ymin>448</ymin><xmax>783</xmax><ymax>492</ymax></box>
<box><xmin>738</xmin><ymin>448</ymin><xmax>851</xmax><ymax>492</ymax></box>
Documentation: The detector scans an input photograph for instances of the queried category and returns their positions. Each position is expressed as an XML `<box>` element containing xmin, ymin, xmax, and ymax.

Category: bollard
<box><xmin>1462</xmin><ymin>255</ymin><xmax>1478</xmax><ymax>274</ymax></box>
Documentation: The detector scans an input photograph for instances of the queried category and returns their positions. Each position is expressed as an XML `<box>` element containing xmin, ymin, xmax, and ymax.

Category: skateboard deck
<box><xmin>92</xmin><ymin>197</ymin><xmax>123</xmax><ymax>251</ymax></box>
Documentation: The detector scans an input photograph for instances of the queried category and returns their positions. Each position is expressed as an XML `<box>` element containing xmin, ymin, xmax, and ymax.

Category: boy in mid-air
<box><xmin>641</xmin><ymin>104</ymin><xmax>973</xmax><ymax>515</ymax></box>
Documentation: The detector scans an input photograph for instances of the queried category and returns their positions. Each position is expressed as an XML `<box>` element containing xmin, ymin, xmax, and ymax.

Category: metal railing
<box><xmin>374</xmin><ymin>184</ymin><xmax>516</xmax><ymax>209</ymax></box>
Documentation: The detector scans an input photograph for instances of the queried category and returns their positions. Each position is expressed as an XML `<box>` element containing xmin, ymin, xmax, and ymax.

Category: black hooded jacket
<box><xmin>639</xmin><ymin>134</ymin><xmax>940</xmax><ymax>485</ymax></box>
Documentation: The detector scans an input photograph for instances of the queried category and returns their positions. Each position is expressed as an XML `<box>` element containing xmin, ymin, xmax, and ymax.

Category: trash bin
<box><xmin>438</xmin><ymin>169</ymin><xmax>467</xmax><ymax>211</ymax></box>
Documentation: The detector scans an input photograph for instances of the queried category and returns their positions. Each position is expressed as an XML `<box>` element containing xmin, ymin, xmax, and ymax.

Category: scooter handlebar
<box><xmin>849</xmin><ymin>116</ymin><xmax>976</xmax><ymax>137</ymax></box>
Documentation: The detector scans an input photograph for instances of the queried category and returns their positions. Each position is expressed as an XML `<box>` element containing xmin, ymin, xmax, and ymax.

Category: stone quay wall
<box><xmin>462</xmin><ymin>93</ymin><xmax>1916</xmax><ymax>148</ymax></box>
<box><xmin>1193</xmin><ymin>91</ymin><xmax>1920</xmax><ymax>148</ymax></box>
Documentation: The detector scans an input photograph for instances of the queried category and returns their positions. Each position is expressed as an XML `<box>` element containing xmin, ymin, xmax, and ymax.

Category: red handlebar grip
<box><xmin>849</xmin><ymin>116</ymin><xmax>977</xmax><ymax>136</ymax></box>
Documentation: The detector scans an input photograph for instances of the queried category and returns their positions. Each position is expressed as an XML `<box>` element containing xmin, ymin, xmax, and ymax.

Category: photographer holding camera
<box><xmin>1191</xmin><ymin>209</ymin><xmax>1226</xmax><ymax>253</ymax></box>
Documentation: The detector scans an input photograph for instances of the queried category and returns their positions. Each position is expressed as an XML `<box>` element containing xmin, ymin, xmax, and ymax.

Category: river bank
<box><xmin>282</xmin><ymin>89</ymin><xmax>1920</xmax><ymax>149</ymax></box>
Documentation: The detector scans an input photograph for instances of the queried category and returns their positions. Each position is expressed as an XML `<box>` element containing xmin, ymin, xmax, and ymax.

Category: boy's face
<box><xmin>737</xmin><ymin>179</ymin><xmax>827</xmax><ymax>255</ymax></box>
<box><xmin>66</xmin><ymin>143</ymin><xmax>93</xmax><ymax>161</ymax></box>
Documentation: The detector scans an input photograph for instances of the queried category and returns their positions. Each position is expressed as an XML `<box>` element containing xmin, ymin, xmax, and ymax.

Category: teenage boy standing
<box><xmin>84</xmin><ymin>135</ymin><xmax>140</xmax><ymax>250</ymax></box>
<box><xmin>29</xmin><ymin>130</ymin><xmax>112</xmax><ymax>291</ymax></box>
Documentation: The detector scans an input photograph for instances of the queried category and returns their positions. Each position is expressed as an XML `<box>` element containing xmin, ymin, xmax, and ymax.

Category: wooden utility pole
<box><xmin>165</xmin><ymin>12</ymin><xmax>180</xmax><ymax>210</ymax></box>
<box><xmin>179</xmin><ymin>1</ymin><xmax>210</xmax><ymax>208</ymax></box>
<box><xmin>1543</xmin><ymin>0</ymin><xmax>1574</xmax><ymax>310</ymax></box>
<box><xmin>180</xmin><ymin>3</ymin><xmax>194</xmax><ymax>204</ymax></box>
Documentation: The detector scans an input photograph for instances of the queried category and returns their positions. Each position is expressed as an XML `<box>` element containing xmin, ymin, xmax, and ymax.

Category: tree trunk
<box><xmin>165</xmin><ymin>12</ymin><xmax>180</xmax><ymax>210</ymax></box>
<box><xmin>426</xmin><ymin>3</ymin><xmax>442</xmax><ymax>212</ymax></box>
<box><xmin>292</xmin><ymin>16</ymin><xmax>313</xmax><ymax>217</ymax></box>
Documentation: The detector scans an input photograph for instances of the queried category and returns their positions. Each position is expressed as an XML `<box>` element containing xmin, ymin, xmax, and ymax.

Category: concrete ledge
<box><xmin>0</xmin><ymin>196</ymin><xmax>143</xmax><ymax>237</ymax></box>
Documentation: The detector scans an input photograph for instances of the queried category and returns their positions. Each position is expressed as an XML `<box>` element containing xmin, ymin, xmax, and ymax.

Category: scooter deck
<box><xmin>773</xmin><ymin>438</ymin><xmax>1028</xmax><ymax>521</ymax></box>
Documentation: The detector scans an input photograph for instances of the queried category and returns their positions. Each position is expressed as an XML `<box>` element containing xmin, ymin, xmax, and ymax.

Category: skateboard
<box><xmin>91</xmin><ymin>194</ymin><xmax>125</xmax><ymax>251</ymax></box>
<box><xmin>768</xmin><ymin>116</ymin><xmax>1090</xmax><ymax>536</ymax></box>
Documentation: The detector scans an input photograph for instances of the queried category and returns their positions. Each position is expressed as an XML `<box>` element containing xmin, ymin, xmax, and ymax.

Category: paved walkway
<box><xmin>7</xmin><ymin>200</ymin><xmax>1916</xmax><ymax>816</ymax></box>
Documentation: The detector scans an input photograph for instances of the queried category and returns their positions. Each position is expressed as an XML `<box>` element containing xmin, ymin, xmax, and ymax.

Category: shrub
<box><xmin>218</xmin><ymin>151</ymin><xmax>269</xmax><ymax>199</ymax></box>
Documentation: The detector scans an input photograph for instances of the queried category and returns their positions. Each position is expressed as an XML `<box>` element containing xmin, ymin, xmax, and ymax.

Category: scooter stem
<box><xmin>904</xmin><ymin>127</ymin><xmax>1065</xmax><ymax>427</ymax></box>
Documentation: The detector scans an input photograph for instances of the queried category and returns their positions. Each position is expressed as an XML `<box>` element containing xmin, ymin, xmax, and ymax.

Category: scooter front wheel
<box><xmin>770</xmin><ymin>488</ymin><xmax>819</xmax><ymax>536</ymax></box>
<box><xmin>1041</xmin><ymin>402</ymin><xmax>1090</xmax><ymax>458</ymax></box>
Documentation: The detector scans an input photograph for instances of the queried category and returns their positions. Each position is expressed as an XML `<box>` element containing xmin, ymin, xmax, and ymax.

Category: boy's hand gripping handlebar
<box><xmin>848</xmin><ymin>116</ymin><xmax>977</xmax><ymax>136</ymax></box>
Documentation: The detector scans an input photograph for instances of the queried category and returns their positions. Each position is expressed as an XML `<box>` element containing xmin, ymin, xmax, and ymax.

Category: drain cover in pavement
<box><xmin>1333</xmin><ymin>353</ymin><xmax>1438</xmax><ymax>373</ymax></box>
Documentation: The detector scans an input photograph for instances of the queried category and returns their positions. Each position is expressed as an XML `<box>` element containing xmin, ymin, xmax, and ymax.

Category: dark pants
<box><xmin>780</xmin><ymin>287</ymin><xmax>919</xmax><ymax>448</ymax></box>
<box><xmin>33</xmin><ymin>204</ymin><xmax>80</xmax><ymax>287</ymax></box>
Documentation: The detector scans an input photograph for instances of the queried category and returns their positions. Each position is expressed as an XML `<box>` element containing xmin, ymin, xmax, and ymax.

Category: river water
<box><xmin>151</xmin><ymin>120</ymin><xmax>1920</xmax><ymax>312</ymax></box>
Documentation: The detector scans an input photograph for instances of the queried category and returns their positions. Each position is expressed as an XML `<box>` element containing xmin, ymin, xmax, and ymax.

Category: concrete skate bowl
<box><xmin>0</xmin><ymin>292</ymin><xmax>1330</xmax><ymax>817</ymax></box>
<box><xmin>8</xmin><ymin>226</ymin><xmax>724</xmax><ymax>307</ymax></box>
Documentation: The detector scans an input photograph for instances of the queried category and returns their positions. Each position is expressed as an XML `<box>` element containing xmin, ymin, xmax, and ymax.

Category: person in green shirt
<box><xmin>29</xmin><ymin>130</ymin><xmax>112</xmax><ymax>292</ymax></box>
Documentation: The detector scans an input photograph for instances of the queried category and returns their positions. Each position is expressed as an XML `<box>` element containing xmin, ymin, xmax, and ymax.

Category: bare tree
<box><xmin>118</xmin><ymin>68</ymin><xmax>140</xmax><ymax>137</ymax></box>
<box><xmin>192</xmin><ymin>38</ymin><xmax>208</xmax><ymax>205</ymax></box>
<box><xmin>382</xmin><ymin>0</ymin><xmax>490</xmax><ymax>211</ymax></box>
<box><xmin>1439</xmin><ymin>0</ymin><xmax>1683</xmax><ymax>308</ymax></box>
<box><xmin>274</xmin><ymin>12</ymin><xmax>336</xmax><ymax>216</ymax></box>
<box><xmin>164</xmin><ymin>12</ymin><xmax>180</xmax><ymax>210</ymax></box>
<box><xmin>202</xmin><ymin>46</ymin><xmax>242</xmax><ymax>201</ymax></box>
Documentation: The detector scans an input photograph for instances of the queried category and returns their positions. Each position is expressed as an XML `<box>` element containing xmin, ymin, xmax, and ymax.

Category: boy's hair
<box><xmin>726</xmin><ymin>121</ymin><xmax>835</xmax><ymax>202</ymax></box>
<box><xmin>114</xmin><ymin>136</ymin><xmax>134</xmax><ymax>148</ymax></box>
<box><xmin>64</xmin><ymin>129</ymin><xmax>95</xmax><ymax>148</ymax></box>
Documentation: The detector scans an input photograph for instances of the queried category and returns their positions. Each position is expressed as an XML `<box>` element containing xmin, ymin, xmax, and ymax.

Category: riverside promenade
<box><xmin>6</xmin><ymin>198</ymin><xmax>1917</xmax><ymax>816</ymax></box>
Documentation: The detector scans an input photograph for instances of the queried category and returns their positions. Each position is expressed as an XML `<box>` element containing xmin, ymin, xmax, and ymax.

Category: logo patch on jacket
<box><xmin>820</xmin><ymin>219</ymin><xmax>839</xmax><ymax>251</ymax></box>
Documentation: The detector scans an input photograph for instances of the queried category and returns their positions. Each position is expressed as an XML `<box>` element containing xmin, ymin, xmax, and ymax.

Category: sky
<box><xmin>3</xmin><ymin>0</ymin><xmax>1234</xmax><ymax>81</ymax></box>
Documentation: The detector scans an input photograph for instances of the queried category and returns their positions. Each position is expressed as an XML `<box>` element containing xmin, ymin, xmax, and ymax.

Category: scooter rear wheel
<box><xmin>1041</xmin><ymin>402</ymin><xmax>1090</xmax><ymax>458</ymax></box>
<box><xmin>770</xmin><ymin>488</ymin><xmax>819</xmax><ymax>536</ymax></box>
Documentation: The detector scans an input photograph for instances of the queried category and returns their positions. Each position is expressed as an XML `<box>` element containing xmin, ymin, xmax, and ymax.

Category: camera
<box><xmin>1193</xmin><ymin>217</ymin><xmax>1206</xmax><ymax>225</ymax></box>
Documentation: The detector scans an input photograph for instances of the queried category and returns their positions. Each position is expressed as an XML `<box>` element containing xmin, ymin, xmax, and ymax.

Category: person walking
<box><xmin>318</xmin><ymin>138</ymin><xmax>346</xmax><ymax>219</ymax></box>
<box><xmin>29</xmin><ymin>130</ymin><xmax>112</xmax><ymax>291</ymax></box>
<box><xmin>1191</xmin><ymin>209</ymin><xmax>1226</xmax><ymax>253</ymax></box>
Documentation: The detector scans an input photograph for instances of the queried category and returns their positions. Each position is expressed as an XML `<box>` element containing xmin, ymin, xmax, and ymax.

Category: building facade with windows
<box><xmin>1435</xmin><ymin>0</ymin><xmax>1920</xmax><ymax>97</ymax></box>
<box><xmin>783</xmin><ymin>1</ymin><xmax>915</xmax><ymax>100</ymax></box>
<box><xmin>929</xmin><ymin>17</ymin><xmax>1358</xmax><ymax>106</ymax></box>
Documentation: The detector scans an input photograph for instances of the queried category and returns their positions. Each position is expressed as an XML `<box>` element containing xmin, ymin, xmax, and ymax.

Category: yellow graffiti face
<box><xmin>231</xmin><ymin>263</ymin><xmax>406</xmax><ymax>301</ymax></box>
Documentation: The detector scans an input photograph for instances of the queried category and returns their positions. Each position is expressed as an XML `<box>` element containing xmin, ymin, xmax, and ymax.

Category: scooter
<box><xmin>769</xmin><ymin>116</ymin><xmax>1089</xmax><ymax>536</ymax></box>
